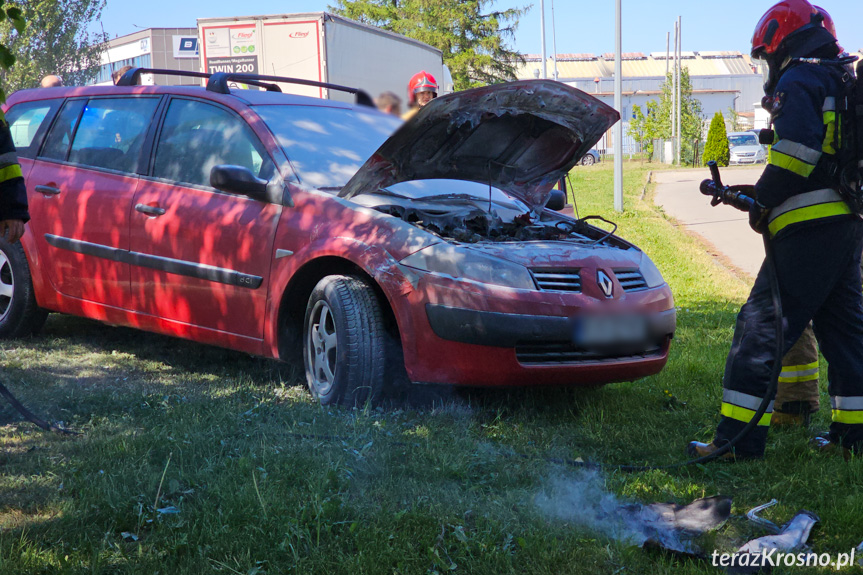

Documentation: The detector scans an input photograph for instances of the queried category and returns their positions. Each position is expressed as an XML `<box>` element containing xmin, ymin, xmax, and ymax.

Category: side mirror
<box><xmin>210</xmin><ymin>165</ymin><xmax>268</xmax><ymax>200</ymax></box>
<box><xmin>546</xmin><ymin>189</ymin><xmax>567</xmax><ymax>211</ymax></box>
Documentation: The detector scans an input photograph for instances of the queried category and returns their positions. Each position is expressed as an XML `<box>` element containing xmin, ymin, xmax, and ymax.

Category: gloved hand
<box><xmin>749</xmin><ymin>201</ymin><xmax>770</xmax><ymax>235</ymax></box>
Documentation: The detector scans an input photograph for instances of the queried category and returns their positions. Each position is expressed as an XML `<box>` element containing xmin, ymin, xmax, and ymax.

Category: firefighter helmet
<box><xmin>408</xmin><ymin>71</ymin><xmax>438</xmax><ymax>105</ymax></box>
<box><xmin>751</xmin><ymin>0</ymin><xmax>838</xmax><ymax>93</ymax></box>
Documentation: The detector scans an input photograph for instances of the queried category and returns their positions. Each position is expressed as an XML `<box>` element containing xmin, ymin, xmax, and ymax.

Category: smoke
<box><xmin>534</xmin><ymin>470</ymin><xmax>716</xmax><ymax>556</ymax></box>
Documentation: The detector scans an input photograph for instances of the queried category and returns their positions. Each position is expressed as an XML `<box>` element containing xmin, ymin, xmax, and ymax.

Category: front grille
<box><xmin>516</xmin><ymin>342</ymin><xmax>663</xmax><ymax>365</ymax></box>
<box><xmin>531</xmin><ymin>268</ymin><xmax>581</xmax><ymax>292</ymax></box>
<box><xmin>613</xmin><ymin>269</ymin><xmax>648</xmax><ymax>292</ymax></box>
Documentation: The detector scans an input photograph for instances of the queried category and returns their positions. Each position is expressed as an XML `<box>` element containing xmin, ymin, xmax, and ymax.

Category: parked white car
<box><xmin>728</xmin><ymin>132</ymin><xmax>766</xmax><ymax>165</ymax></box>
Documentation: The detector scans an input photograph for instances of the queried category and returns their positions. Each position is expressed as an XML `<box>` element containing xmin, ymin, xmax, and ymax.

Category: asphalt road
<box><xmin>653</xmin><ymin>167</ymin><xmax>765</xmax><ymax>278</ymax></box>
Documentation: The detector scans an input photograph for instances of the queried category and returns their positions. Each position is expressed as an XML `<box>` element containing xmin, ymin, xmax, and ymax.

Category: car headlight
<box><xmin>400</xmin><ymin>244</ymin><xmax>536</xmax><ymax>290</ymax></box>
<box><xmin>639</xmin><ymin>253</ymin><xmax>666</xmax><ymax>288</ymax></box>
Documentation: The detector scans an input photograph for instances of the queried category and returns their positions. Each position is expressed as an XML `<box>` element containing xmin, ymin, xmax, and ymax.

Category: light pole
<box><xmin>613</xmin><ymin>0</ymin><xmax>623</xmax><ymax>212</ymax></box>
<box><xmin>540</xmin><ymin>0</ymin><xmax>547</xmax><ymax>79</ymax></box>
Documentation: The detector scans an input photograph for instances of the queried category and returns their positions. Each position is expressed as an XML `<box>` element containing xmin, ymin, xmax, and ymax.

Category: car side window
<box><xmin>67</xmin><ymin>98</ymin><xmax>159</xmax><ymax>174</ymax></box>
<box><xmin>152</xmin><ymin>99</ymin><xmax>275</xmax><ymax>189</ymax></box>
<box><xmin>40</xmin><ymin>99</ymin><xmax>86</xmax><ymax>162</ymax></box>
<box><xmin>6</xmin><ymin>101</ymin><xmax>55</xmax><ymax>159</ymax></box>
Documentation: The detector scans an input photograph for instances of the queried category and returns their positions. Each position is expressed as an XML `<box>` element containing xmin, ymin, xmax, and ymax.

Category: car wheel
<box><xmin>581</xmin><ymin>154</ymin><xmax>596</xmax><ymax>166</ymax></box>
<box><xmin>0</xmin><ymin>239</ymin><xmax>47</xmax><ymax>338</ymax></box>
<box><xmin>303</xmin><ymin>275</ymin><xmax>386</xmax><ymax>406</ymax></box>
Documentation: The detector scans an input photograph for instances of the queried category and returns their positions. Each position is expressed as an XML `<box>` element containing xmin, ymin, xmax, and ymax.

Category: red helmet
<box><xmin>751</xmin><ymin>0</ymin><xmax>821</xmax><ymax>58</ymax></box>
<box><xmin>751</xmin><ymin>0</ymin><xmax>838</xmax><ymax>93</ymax></box>
<box><xmin>408</xmin><ymin>71</ymin><xmax>438</xmax><ymax>105</ymax></box>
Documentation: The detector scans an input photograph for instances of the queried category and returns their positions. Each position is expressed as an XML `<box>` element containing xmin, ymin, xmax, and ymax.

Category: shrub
<box><xmin>702</xmin><ymin>111</ymin><xmax>730</xmax><ymax>166</ymax></box>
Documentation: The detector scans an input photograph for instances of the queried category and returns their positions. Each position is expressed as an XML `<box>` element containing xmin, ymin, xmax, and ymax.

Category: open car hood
<box><xmin>338</xmin><ymin>80</ymin><xmax>620</xmax><ymax>211</ymax></box>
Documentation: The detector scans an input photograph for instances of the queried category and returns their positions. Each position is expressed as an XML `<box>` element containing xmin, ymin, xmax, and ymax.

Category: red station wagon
<box><xmin>0</xmin><ymin>69</ymin><xmax>675</xmax><ymax>405</ymax></box>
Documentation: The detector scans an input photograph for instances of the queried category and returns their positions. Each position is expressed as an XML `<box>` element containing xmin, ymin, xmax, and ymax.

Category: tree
<box><xmin>0</xmin><ymin>0</ymin><xmax>107</xmax><ymax>93</ymax></box>
<box><xmin>628</xmin><ymin>67</ymin><xmax>704</xmax><ymax>164</ymax></box>
<box><xmin>0</xmin><ymin>2</ymin><xmax>24</xmax><ymax>103</ymax></box>
<box><xmin>702</xmin><ymin>111</ymin><xmax>730</xmax><ymax>167</ymax></box>
<box><xmin>330</xmin><ymin>0</ymin><xmax>527</xmax><ymax>90</ymax></box>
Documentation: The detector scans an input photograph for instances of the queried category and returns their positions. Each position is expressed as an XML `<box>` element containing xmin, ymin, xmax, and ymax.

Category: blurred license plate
<box><xmin>573</xmin><ymin>315</ymin><xmax>648</xmax><ymax>348</ymax></box>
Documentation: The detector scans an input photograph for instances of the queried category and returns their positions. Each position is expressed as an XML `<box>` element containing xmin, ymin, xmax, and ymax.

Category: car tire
<box><xmin>581</xmin><ymin>154</ymin><xmax>596</xmax><ymax>166</ymax></box>
<box><xmin>303</xmin><ymin>275</ymin><xmax>386</xmax><ymax>406</ymax></box>
<box><xmin>0</xmin><ymin>239</ymin><xmax>47</xmax><ymax>338</ymax></box>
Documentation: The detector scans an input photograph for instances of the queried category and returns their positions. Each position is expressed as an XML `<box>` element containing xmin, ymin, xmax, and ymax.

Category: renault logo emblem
<box><xmin>597</xmin><ymin>270</ymin><xmax>613</xmax><ymax>297</ymax></box>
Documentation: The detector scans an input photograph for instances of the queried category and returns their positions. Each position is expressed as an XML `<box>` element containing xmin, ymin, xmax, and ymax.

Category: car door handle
<box><xmin>135</xmin><ymin>204</ymin><xmax>166</xmax><ymax>216</ymax></box>
<box><xmin>35</xmin><ymin>185</ymin><xmax>61</xmax><ymax>196</ymax></box>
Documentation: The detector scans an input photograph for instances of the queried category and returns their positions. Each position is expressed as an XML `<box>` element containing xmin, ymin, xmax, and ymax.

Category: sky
<box><xmin>99</xmin><ymin>0</ymin><xmax>863</xmax><ymax>57</ymax></box>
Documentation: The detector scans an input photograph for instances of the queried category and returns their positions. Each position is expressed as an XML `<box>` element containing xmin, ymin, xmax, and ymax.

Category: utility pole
<box><xmin>613</xmin><ymin>0</ymin><xmax>623</xmax><ymax>212</ymax></box>
<box><xmin>551</xmin><ymin>0</ymin><xmax>559</xmax><ymax>81</ymax></box>
<box><xmin>540</xmin><ymin>0</ymin><xmax>547</xmax><ymax>79</ymax></box>
<box><xmin>677</xmin><ymin>16</ymin><xmax>682</xmax><ymax>165</ymax></box>
<box><xmin>671</xmin><ymin>21</ymin><xmax>677</xmax><ymax>162</ymax></box>
<box><xmin>665</xmin><ymin>31</ymin><xmax>670</xmax><ymax>77</ymax></box>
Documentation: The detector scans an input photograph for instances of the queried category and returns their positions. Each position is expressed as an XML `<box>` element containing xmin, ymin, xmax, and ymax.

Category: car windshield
<box><xmin>728</xmin><ymin>134</ymin><xmax>758</xmax><ymax>147</ymax></box>
<box><xmin>255</xmin><ymin>104</ymin><xmax>402</xmax><ymax>189</ymax></box>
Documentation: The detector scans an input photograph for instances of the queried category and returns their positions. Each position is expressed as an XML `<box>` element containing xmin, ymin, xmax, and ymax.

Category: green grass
<box><xmin>0</xmin><ymin>162</ymin><xmax>861</xmax><ymax>574</ymax></box>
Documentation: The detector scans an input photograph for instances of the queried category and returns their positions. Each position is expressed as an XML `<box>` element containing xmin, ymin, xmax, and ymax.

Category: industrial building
<box><xmin>90</xmin><ymin>28</ymin><xmax>200</xmax><ymax>86</ymax></box>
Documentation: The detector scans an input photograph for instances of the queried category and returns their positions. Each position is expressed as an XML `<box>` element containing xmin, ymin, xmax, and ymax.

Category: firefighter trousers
<box><xmin>775</xmin><ymin>324</ymin><xmax>820</xmax><ymax>418</ymax></box>
<box><xmin>715</xmin><ymin>216</ymin><xmax>863</xmax><ymax>457</ymax></box>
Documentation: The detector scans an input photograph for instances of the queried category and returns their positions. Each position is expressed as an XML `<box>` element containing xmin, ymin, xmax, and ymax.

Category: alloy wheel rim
<box><xmin>0</xmin><ymin>252</ymin><xmax>13</xmax><ymax>322</ymax></box>
<box><xmin>307</xmin><ymin>300</ymin><xmax>337</xmax><ymax>395</ymax></box>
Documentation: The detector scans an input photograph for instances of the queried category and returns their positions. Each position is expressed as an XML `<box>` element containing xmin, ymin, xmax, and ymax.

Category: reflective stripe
<box><xmin>0</xmin><ymin>164</ymin><xmax>22</xmax><ymax>183</ymax></box>
<box><xmin>779</xmin><ymin>361</ymin><xmax>818</xmax><ymax>383</ymax></box>
<box><xmin>0</xmin><ymin>151</ymin><xmax>18</xmax><ymax>167</ymax></box>
<box><xmin>831</xmin><ymin>397</ymin><xmax>863</xmax><ymax>425</ymax></box>
<box><xmin>722</xmin><ymin>389</ymin><xmax>774</xmax><ymax>412</ymax></box>
<box><xmin>721</xmin><ymin>403</ymin><xmax>773</xmax><ymax>426</ymax></box>
<box><xmin>832</xmin><ymin>410</ymin><xmax>863</xmax><ymax>424</ymax></box>
<box><xmin>772</xmin><ymin>140</ymin><xmax>823</xmax><ymax>165</ymax></box>
<box><xmin>767</xmin><ymin>188</ymin><xmax>852</xmax><ymax>236</ymax></box>
<box><xmin>778</xmin><ymin>361</ymin><xmax>819</xmax><ymax>383</ymax></box>
<box><xmin>823</xmin><ymin>111</ymin><xmax>837</xmax><ymax>155</ymax></box>
<box><xmin>831</xmin><ymin>396</ymin><xmax>863</xmax><ymax>410</ymax></box>
<box><xmin>822</xmin><ymin>97</ymin><xmax>836</xmax><ymax>112</ymax></box>
<box><xmin>768</xmin><ymin>148</ymin><xmax>817</xmax><ymax>177</ymax></box>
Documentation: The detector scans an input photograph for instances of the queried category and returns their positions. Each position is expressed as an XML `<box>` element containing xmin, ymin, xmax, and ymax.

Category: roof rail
<box><xmin>116</xmin><ymin>67</ymin><xmax>282</xmax><ymax>92</ymax></box>
<box><xmin>206</xmin><ymin>72</ymin><xmax>375</xmax><ymax>108</ymax></box>
<box><xmin>116</xmin><ymin>68</ymin><xmax>211</xmax><ymax>86</ymax></box>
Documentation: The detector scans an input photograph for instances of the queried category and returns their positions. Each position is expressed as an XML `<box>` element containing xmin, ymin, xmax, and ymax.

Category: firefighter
<box><xmin>0</xmin><ymin>112</ymin><xmax>28</xmax><ymax>242</ymax></box>
<box><xmin>690</xmin><ymin>0</ymin><xmax>863</xmax><ymax>459</ymax></box>
<box><xmin>402</xmin><ymin>71</ymin><xmax>438</xmax><ymax>121</ymax></box>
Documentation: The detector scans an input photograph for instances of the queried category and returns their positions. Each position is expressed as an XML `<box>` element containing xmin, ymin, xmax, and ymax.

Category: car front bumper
<box><xmin>396</xmin><ymin>271</ymin><xmax>676</xmax><ymax>387</ymax></box>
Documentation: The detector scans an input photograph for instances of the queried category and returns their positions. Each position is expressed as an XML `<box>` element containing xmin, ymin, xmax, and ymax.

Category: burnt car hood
<box><xmin>338</xmin><ymin>80</ymin><xmax>620</xmax><ymax>211</ymax></box>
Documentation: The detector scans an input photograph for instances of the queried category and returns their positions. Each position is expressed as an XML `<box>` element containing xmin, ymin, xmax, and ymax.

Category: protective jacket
<box><xmin>757</xmin><ymin>62</ymin><xmax>851</xmax><ymax>236</ymax></box>
<box><xmin>0</xmin><ymin>118</ymin><xmax>29</xmax><ymax>223</ymax></box>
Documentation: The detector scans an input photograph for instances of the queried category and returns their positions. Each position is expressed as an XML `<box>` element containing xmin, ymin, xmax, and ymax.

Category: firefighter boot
<box><xmin>771</xmin><ymin>402</ymin><xmax>814</xmax><ymax>427</ymax></box>
<box><xmin>811</xmin><ymin>433</ymin><xmax>852</xmax><ymax>460</ymax></box>
<box><xmin>686</xmin><ymin>440</ymin><xmax>737</xmax><ymax>461</ymax></box>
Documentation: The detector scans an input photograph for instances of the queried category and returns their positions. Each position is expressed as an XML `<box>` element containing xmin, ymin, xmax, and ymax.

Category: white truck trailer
<box><xmin>197</xmin><ymin>12</ymin><xmax>448</xmax><ymax>104</ymax></box>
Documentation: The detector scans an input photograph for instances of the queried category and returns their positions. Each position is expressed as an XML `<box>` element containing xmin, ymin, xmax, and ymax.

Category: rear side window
<box><xmin>40</xmin><ymin>99</ymin><xmax>86</xmax><ymax>162</ymax></box>
<box><xmin>6</xmin><ymin>101</ymin><xmax>56</xmax><ymax>159</ymax></box>
<box><xmin>152</xmin><ymin>99</ymin><xmax>275</xmax><ymax>188</ymax></box>
<box><xmin>68</xmin><ymin>98</ymin><xmax>159</xmax><ymax>174</ymax></box>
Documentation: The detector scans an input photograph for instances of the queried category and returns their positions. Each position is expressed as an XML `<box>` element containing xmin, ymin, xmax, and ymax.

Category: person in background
<box><xmin>39</xmin><ymin>75</ymin><xmax>62</xmax><ymax>88</ymax></box>
<box><xmin>375</xmin><ymin>91</ymin><xmax>402</xmax><ymax>117</ymax></box>
<box><xmin>402</xmin><ymin>71</ymin><xmax>438</xmax><ymax>121</ymax></box>
<box><xmin>112</xmin><ymin>65</ymin><xmax>133</xmax><ymax>85</ymax></box>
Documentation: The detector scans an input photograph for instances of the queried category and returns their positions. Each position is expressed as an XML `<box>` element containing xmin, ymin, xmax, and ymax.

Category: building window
<box><xmin>91</xmin><ymin>53</ymin><xmax>152</xmax><ymax>85</ymax></box>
